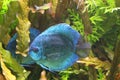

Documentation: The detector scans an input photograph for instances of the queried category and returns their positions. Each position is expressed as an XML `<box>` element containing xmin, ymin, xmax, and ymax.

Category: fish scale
<box><xmin>41</xmin><ymin>23</ymin><xmax>80</xmax><ymax>46</ymax></box>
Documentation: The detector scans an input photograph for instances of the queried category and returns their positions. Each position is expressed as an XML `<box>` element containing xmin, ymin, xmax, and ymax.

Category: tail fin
<box><xmin>76</xmin><ymin>38</ymin><xmax>91</xmax><ymax>58</ymax></box>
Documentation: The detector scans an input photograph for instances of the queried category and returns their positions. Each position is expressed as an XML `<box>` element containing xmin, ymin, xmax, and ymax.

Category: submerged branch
<box><xmin>107</xmin><ymin>35</ymin><xmax>120</xmax><ymax>80</ymax></box>
<box><xmin>74</xmin><ymin>0</ymin><xmax>92</xmax><ymax>34</ymax></box>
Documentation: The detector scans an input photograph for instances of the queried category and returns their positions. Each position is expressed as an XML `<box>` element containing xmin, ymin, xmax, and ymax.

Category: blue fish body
<box><xmin>6</xmin><ymin>27</ymin><xmax>40</xmax><ymax>65</ymax></box>
<box><xmin>29</xmin><ymin>23</ymin><xmax>82</xmax><ymax>71</ymax></box>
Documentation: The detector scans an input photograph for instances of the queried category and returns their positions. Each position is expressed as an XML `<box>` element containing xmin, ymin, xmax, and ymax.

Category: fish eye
<box><xmin>31</xmin><ymin>47</ymin><xmax>39</xmax><ymax>53</ymax></box>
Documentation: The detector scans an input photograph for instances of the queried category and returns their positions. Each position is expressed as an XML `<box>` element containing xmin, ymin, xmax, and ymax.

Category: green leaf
<box><xmin>0</xmin><ymin>1</ymin><xmax>19</xmax><ymax>45</ymax></box>
<box><xmin>90</xmin><ymin>16</ymin><xmax>103</xmax><ymax>25</ymax></box>
<box><xmin>1</xmin><ymin>59</ymin><xmax>16</xmax><ymax>80</ymax></box>
<box><xmin>16</xmin><ymin>0</ymin><xmax>30</xmax><ymax>57</ymax></box>
<box><xmin>0</xmin><ymin>42</ymin><xmax>30</xmax><ymax>80</ymax></box>
<box><xmin>0</xmin><ymin>14</ymin><xmax>3</xmax><ymax>24</ymax></box>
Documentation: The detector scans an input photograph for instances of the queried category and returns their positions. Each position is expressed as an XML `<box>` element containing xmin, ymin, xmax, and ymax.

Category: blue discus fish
<box><xmin>6</xmin><ymin>27</ymin><xmax>40</xmax><ymax>65</ymax></box>
<box><xmin>29</xmin><ymin>23</ymin><xmax>90</xmax><ymax>71</ymax></box>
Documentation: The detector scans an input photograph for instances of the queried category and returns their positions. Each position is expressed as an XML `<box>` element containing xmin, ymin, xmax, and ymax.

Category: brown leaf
<box><xmin>0</xmin><ymin>74</ymin><xmax>6</xmax><ymax>80</ymax></box>
<box><xmin>77</xmin><ymin>57</ymin><xmax>111</xmax><ymax>70</ymax></box>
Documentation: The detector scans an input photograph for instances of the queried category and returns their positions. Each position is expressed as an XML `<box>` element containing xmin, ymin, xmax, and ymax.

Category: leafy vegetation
<box><xmin>0</xmin><ymin>0</ymin><xmax>120</xmax><ymax>80</ymax></box>
<box><xmin>67</xmin><ymin>8</ymin><xmax>104</xmax><ymax>43</ymax></box>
